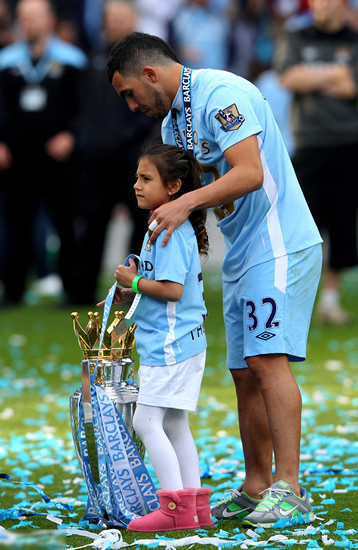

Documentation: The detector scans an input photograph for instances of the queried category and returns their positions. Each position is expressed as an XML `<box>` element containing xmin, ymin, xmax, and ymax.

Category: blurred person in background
<box><xmin>0</xmin><ymin>0</ymin><xmax>14</xmax><ymax>47</ymax></box>
<box><xmin>276</xmin><ymin>0</ymin><xmax>358</xmax><ymax>325</ymax></box>
<box><xmin>77</xmin><ymin>0</ymin><xmax>103</xmax><ymax>50</ymax></box>
<box><xmin>77</xmin><ymin>0</ymin><xmax>184</xmax><ymax>49</ymax></box>
<box><xmin>254</xmin><ymin>67</ymin><xmax>295</xmax><ymax>156</ymax></box>
<box><xmin>228</xmin><ymin>0</ymin><xmax>264</xmax><ymax>80</ymax></box>
<box><xmin>77</xmin><ymin>0</ymin><xmax>158</xmax><ymax>302</ymax></box>
<box><xmin>134</xmin><ymin>0</ymin><xmax>184</xmax><ymax>42</ymax></box>
<box><xmin>0</xmin><ymin>0</ymin><xmax>88</xmax><ymax>306</ymax></box>
<box><xmin>168</xmin><ymin>0</ymin><xmax>232</xmax><ymax>71</ymax></box>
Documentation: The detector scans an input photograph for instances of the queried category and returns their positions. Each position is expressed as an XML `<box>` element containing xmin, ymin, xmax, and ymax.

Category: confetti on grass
<box><xmin>1</xmin><ymin>321</ymin><xmax>358</xmax><ymax>549</ymax></box>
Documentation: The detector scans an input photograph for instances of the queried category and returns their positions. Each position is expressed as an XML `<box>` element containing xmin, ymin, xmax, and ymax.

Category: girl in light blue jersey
<box><xmin>110</xmin><ymin>144</ymin><xmax>212</xmax><ymax>533</ymax></box>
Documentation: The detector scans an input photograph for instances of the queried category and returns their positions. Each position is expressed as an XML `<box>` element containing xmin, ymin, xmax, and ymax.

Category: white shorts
<box><xmin>137</xmin><ymin>350</ymin><xmax>206</xmax><ymax>411</ymax></box>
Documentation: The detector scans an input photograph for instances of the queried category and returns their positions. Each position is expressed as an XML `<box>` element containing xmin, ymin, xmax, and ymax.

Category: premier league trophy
<box><xmin>69</xmin><ymin>309</ymin><xmax>159</xmax><ymax>528</ymax></box>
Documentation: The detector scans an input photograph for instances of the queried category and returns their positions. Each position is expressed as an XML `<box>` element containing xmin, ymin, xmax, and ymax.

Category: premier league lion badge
<box><xmin>215</xmin><ymin>104</ymin><xmax>245</xmax><ymax>132</ymax></box>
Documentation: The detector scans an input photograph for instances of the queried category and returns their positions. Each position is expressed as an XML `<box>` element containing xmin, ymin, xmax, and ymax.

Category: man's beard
<box><xmin>144</xmin><ymin>82</ymin><xmax>171</xmax><ymax>120</ymax></box>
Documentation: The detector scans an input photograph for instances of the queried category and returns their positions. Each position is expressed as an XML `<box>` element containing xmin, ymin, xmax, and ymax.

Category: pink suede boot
<box><xmin>127</xmin><ymin>488</ymin><xmax>199</xmax><ymax>532</ymax></box>
<box><xmin>196</xmin><ymin>487</ymin><xmax>214</xmax><ymax>527</ymax></box>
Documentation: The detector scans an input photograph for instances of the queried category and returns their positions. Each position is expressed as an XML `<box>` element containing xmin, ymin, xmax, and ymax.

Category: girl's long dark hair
<box><xmin>139</xmin><ymin>143</ymin><xmax>209</xmax><ymax>258</ymax></box>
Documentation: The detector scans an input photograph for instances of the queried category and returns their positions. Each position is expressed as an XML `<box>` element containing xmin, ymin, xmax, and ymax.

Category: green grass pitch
<box><xmin>0</xmin><ymin>267</ymin><xmax>357</xmax><ymax>548</ymax></box>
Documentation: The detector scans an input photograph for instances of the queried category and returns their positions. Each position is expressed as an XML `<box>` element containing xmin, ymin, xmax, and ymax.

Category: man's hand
<box><xmin>148</xmin><ymin>194</ymin><xmax>191</xmax><ymax>246</ymax></box>
<box><xmin>0</xmin><ymin>142</ymin><xmax>13</xmax><ymax>171</ymax></box>
<box><xmin>45</xmin><ymin>131</ymin><xmax>75</xmax><ymax>162</ymax></box>
<box><xmin>96</xmin><ymin>286</ymin><xmax>135</xmax><ymax>307</ymax></box>
<box><xmin>115</xmin><ymin>257</ymin><xmax>138</xmax><ymax>287</ymax></box>
<box><xmin>323</xmin><ymin>64</ymin><xmax>357</xmax><ymax>99</ymax></box>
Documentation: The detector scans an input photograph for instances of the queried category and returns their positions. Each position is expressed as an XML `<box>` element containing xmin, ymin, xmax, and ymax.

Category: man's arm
<box><xmin>275</xmin><ymin>30</ymin><xmax>358</xmax><ymax>100</ymax></box>
<box><xmin>280</xmin><ymin>63</ymin><xmax>357</xmax><ymax>99</ymax></box>
<box><xmin>149</xmin><ymin>134</ymin><xmax>263</xmax><ymax>246</ymax></box>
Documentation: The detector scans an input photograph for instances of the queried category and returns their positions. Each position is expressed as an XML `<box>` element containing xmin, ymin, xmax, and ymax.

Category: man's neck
<box><xmin>28</xmin><ymin>35</ymin><xmax>48</xmax><ymax>60</ymax></box>
<box><xmin>160</xmin><ymin>63</ymin><xmax>183</xmax><ymax>105</ymax></box>
<box><xmin>314</xmin><ymin>15</ymin><xmax>345</xmax><ymax>33</ymax></box>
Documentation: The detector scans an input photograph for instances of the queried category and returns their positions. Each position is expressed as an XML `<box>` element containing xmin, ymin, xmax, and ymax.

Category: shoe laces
<box><xmin>255</xmin><ymin>487</ymin><xmax>290</xmax><ymax>512</ymax></box>
<box><xmin>219</xmin><ymin>488</ymin><xmax>242</xmax><ymax>504</ymax></box>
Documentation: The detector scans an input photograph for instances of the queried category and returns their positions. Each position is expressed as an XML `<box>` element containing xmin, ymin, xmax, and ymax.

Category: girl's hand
<box><xmin>96</xmin><ymin>286</ymin><xmax>135</xmax><ymax>307</ymax></box>
<box><xmin>115</xmin><ymin>258</ymin><xmax>138</xmax><ymax>287</ymax></box>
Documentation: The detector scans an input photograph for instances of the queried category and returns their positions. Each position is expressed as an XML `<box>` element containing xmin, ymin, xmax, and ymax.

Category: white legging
<box><xmin>133</xmin><ymin>403</ymin><xmax>201</xmax><ymax>491</ymax></box>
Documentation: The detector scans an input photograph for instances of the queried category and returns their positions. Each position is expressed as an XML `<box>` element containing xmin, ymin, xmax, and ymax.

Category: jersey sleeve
<box><xmin>203</xmin><ymin>82</ymin><xmax>263</xmax><ymax>154</ymax></box>
<box><xmin>152</xmin><ymin>226</ymin><xmax>192</xmax><ymax>285</ymax></box>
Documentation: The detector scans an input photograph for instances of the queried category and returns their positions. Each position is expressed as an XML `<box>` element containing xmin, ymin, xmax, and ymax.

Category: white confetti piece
<box><xmin>268</xmin><ymin>535</ymin><xmax>289</xmax><ymax>542</ymax></box>
<box><xmin>0</xmin><ymin>408</ymin><xmax>14</xmax><ymax>420</ymax></box>
<box><xmin>8</xmin><ymin>334</ymin><xmax>27</xmax><ymax>347</ymax></box>
<box><xmin>73</xmin><ymin>477</ymin><xmax>84</xmax><ymax>484</ymax></box>
<box><xmin>336</xmin><ymin>396</ymin><xmax>351</xmax><ymax>405</ymax></box>
<box><xmin>324</xmin><ymin>360</ymin><xmax>343</xmax><ymax>371</ymax></box>
<box><xmin>322</xmin><ymin>535</ymin><xmax>335</xmax><ymax>546</ymax></box>
<box><xmin>46</xmin><ymin>514</ymin><xmax>63</xmax><ymax>525</ymax></box>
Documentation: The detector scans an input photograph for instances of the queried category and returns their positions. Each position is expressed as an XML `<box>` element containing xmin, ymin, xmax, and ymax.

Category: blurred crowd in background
<box><xmin>0</xmin><ymin>0</ymin><xmax>358</xmax><ymax>323</ymax></box>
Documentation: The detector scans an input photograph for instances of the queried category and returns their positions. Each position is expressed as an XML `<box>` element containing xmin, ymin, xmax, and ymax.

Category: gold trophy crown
<box><xmin>70</xmin><ymin>310</ymin><xmax>137</xmax><ymax>360</ymax></box>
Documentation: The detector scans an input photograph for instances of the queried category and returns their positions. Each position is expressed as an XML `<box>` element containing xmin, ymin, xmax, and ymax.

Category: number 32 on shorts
<box><xmin>246</xmin><ymin>298</ymin><xmax>280</xmax><ymax>333</ymax></box>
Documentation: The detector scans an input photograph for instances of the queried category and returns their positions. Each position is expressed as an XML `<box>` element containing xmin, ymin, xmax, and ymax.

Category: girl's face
<box><xmin>134</xmin><ymin>157</ymin><xmax>171</xmax><ymax>210</ymax></box>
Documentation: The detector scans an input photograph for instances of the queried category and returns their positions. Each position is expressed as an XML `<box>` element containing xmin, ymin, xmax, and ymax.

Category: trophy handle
<box><xmin>82</xmin><ymin>359</ymin><xmax>100</xmax><ymax>484</ymax></box>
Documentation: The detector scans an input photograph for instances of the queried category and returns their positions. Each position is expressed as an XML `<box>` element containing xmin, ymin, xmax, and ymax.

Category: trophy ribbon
<box><xmin>91</xmin><ymin>281</ymin><xmax>117</xmax><ymax>381</ymax></box>
<box><xmin>125</xmin><ymin>292</ymin><xmax>141</xmax><ymax>320</ymax></box>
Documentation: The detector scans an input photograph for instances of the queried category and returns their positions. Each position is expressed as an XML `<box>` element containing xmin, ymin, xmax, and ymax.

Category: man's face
<box><xmin>17</xmin><ymin>0</ymin><xmax>54</xmax><ymax>41</ymax></box>
<box><xmin>309</xmin><ymin>0</ymin><xmax>345</xmax><ymax>29</ymax></box>
<box><xmin>112</xmin><ymin>71</ymin><xmax>172</xmax><ymax>120</ymax></box>
<box><xmin>103</xmin><ymin>3</ymin><xmax>136</xmax><ymax>45</ymax></box>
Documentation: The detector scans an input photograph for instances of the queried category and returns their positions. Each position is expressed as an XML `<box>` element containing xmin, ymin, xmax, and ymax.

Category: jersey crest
<box><xmin>215</xmin><ymin>103</ymin><xmax>245</xmax><ymax>132</ymax></box>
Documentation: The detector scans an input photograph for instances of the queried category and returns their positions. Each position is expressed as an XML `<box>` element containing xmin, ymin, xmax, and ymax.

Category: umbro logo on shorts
<box><xmin>256</xmin><ymin>331</ymin><xmax>276</xmax><ymax>341</ymax></box>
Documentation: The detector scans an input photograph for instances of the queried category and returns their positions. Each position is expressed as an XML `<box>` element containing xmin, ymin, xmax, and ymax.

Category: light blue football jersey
<box><xmin>162</xmin><ymin>69</ymin><xmax>322</xmax><ymax>282</ymax></box>
<box><xmin>134</xmin><ymin>219</ymin><xmax>207</xmax><ymax>367</ymax></box>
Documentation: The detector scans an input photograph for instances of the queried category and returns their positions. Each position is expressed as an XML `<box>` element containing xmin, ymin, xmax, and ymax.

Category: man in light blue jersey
<box><xmin>107</xmin><ymin>32</ymin><xmax>322</xmax><ymax>528</ymax></box>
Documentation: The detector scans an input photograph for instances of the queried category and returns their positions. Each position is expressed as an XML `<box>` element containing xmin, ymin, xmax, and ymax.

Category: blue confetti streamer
<box><xmin>0</xmin><ymin>473</ymin><xmax>73</xmax><ymax>511</ymax></box>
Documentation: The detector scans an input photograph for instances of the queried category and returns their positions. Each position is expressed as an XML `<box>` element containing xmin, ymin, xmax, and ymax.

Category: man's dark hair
<box><xmin>107</xmin><ymin>32</ymin><xmax>181</xmax><ymax>83</ymax></box>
